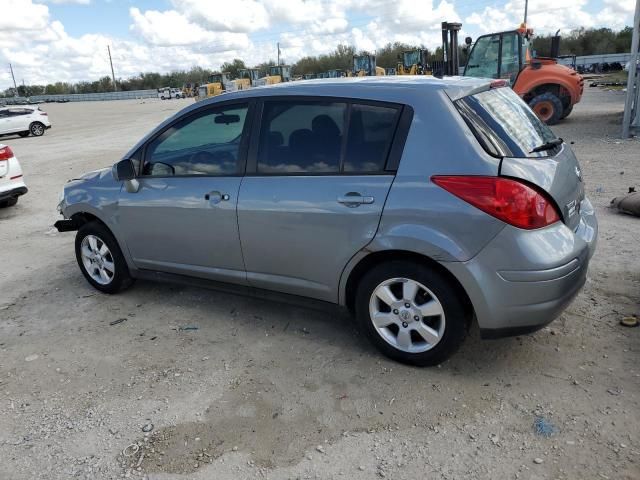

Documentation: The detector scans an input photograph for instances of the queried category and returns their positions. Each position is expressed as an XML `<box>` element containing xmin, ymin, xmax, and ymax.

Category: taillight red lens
<box><xmin>0</xmin><ymin>145</ymin><xmax>13</xmax><ymax>161</ymax></box>
<box><xmin>40</xmin><ymin>112</ymin><xmax>48</xmax><ymax>116</ymax></box>
<box><xmin>431</xmin><ymin>175</ymin><xmax>561</xmax><ymax>229</ymax></box>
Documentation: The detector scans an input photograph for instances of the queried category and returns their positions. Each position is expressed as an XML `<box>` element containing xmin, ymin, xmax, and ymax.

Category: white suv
<box><xmin>0</xmin><ymin>144</ymin><xmax>27</xmax><ymax>207</ymax></box>
<box><xmin>0</xmin><ymin>106</ymin><xmax>51</xmax><ymax>137</ymax></box>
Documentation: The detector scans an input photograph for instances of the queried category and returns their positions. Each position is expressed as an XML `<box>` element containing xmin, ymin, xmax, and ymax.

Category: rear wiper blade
<box><xmin>530</xmin><ymin>137</ymin><xmax>563</xmax><ymax>153</ymax></box>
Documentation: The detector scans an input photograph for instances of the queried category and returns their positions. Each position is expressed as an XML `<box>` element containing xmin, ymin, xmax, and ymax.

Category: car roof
<box><xmin>204</xmin><ymin>75</ymin><xmax>492</xmax><ymax>107</ymax></box>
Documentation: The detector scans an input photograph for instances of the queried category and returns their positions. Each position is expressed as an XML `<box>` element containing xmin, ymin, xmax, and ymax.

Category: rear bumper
<box><xmin>444</xmin><ymin>197</ymin><xmax>598</xmax><ymax>337</ymax></box>
<box><xmin>0</xmin><ymin>185</ymin><xmax>27</xmax><ymax>202</ymax></box>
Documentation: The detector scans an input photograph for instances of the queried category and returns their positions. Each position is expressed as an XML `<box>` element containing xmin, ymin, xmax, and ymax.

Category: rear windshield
<box><xmin>454</xmin><ymin>87</ymin><xmax>557</xmax><ymax>158</ymax></box>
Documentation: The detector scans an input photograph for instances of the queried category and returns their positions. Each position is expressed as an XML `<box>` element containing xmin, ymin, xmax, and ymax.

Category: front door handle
<box><xmin>337</xmin><ymin>192</ymin><xmax>375</xmax><ymax>207</ymax></box>
<box><xmin>204</xmin><ymin>191</ymin><xmax>230</xmax><ymax>204</ymax></box>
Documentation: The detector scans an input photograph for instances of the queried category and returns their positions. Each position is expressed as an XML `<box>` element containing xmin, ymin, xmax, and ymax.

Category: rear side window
<box><xmin>258</xmin><ymin>101</ymin><xmax>346</xmax><ymax>174</ymax></box>
<box><xmin>257</xmin><ymin>99</ymin><xmax>401</xmax><ymax>174</ymax></box>
<box><xmin>344</xmin><ymin>104</ymin><xmax>399</xmax><ymax>173</ymax></box>
<box><xmin>455</xmin><ymin>87</ymin><xmax>556</xmax><ymax>158</ymax></box>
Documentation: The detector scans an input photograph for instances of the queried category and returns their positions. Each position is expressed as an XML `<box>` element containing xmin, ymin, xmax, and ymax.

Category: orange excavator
<box><xmin>455</xmin><ymin>22</ymin><xmax>583</xmax><ymax>124</ymax></box>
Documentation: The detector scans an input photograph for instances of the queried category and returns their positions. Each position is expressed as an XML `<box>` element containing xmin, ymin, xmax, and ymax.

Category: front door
<box><xmin>118</xmin><ymin>102</ymin><xmax>252</xmax><ymax>285</ymax></box>
<box><xmin>237</xmin><ymin>99</ymin><xmax>403</xmax><ymax>302</ymax></box>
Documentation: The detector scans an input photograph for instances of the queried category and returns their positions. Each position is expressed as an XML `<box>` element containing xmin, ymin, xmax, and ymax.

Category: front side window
<box><xmin>143</xmin><ymin>104</ymin><xmax>248</xmax><ymax>176</ymax></box>
<box><xmin>258</xmin><ymin>101</ymin><xmax>346</xmax><ymax>174</ymax></box>
<box><xmin>500</xmin><ymin>33</ymin><xmax>521</xmax><ymax>82</ymax></box>
<box><xmin>465</xmin><ymin>34</ymin><xmax>500</xmax><ymax>79</ymax></box>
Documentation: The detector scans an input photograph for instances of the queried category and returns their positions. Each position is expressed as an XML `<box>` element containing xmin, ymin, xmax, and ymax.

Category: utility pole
<box><xmin>622</xmin><ymin>0</ymin><xmax>640</xmax><ymax>138</ymax></box>
<box><xmin>524</xmin><ymin>0</ymin><xmax>528</xmax><ymax>24</ymax></box>
<box><xmin>107</xmin><ymin>45</ymin><xmax>117</xmax><ymax>92</ymax></box>
<box><xmin>277</xmin><ymin>42</ymin><xmax>281</xmax><ymax>66</ymax></box>
<box><xmin>9</xmin><ymin>63</ymin><xmax>18</xmax><ymax>96</ymax></box>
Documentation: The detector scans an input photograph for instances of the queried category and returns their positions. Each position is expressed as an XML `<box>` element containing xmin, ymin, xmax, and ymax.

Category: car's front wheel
<box><xmin>0</xmin><ymin>197</ymin><xmax>18</xmax><ymax>208</ymax></box>
<box><xmin>75</xmin><ymin>221</ymin><xmax>134</xmax><ymax>294</ymax></box>
<box><xmin>29</xmin><ymin>122</ymin><xmax>45</xmax><ymax>136</ymax></box>
<box><xmin>355</xmin><ymin>261</ymin><xmax>468</xmax><ymax>366</ymax></box>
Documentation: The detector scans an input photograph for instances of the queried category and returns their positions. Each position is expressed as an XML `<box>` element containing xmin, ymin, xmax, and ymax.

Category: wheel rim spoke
<box><xmin>413</xmin><ymin>323</ymin><xmax>440</xmax><ymax>345</ymax></box>
<box><xmin>371</xmin><ymin>311</ymin><xmax>396</xmax><ymax>328</ymax></box>
<box><xmin>396</xmin><ymin>329</ymin><xmax>412</xmax><ymax>350</ymax></box>
<box><xmin>402</xmin><ymin>280</ymin><xmax>419</xmax><ymax>303</ymax></box>
<box><xmin>102</xmin><ymin>260</ymin><xmax>115</xmax><ymax>273</ymax></box>
<box><xmin>99</xmin><ymin>243</ymin><xmax>109</xmax><ymax>256</ymax></box>
<box><xmin>99</xmin><ymin>268</ymin><xmax>111</xmax><ymax>282</ymax></box>
<box><xmin>417</xmin><ymin>299</ymin><xmax>443</xmax><ymax>318</ymax></box>
<box><xmin>375</xmin><ymin>285</ymin><xmax>398</xmax><ymax>307</ymax></box>
<box><xmin>88</xmin><ymin>236</ymin><xmax>98</xmax><ymax>252</ymax></box>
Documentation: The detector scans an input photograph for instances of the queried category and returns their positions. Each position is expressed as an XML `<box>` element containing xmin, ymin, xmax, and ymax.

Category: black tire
<box><xmin>0</xmin><ymin>197</ymin><xmax>18</xmax><ymax>208</ymax></box>
<box><xmin>560</xmin><ymin>103</ymin><xmax>573</xmax><ymax>119</ymax></box>
<box><xmin>355</xmin><ymin>260</ymin><xmax>469</xmax><ymax>366</ymax></box>
<box><xmin>528</xmin><ymin>92</ymin><xmax>564</xmax><ymax>125</ymax></box>
<box><xmin>29</xmin><ymin>122</ymin><xmax>45</xmax><ymax>136</ymax></box>
<box><xmin>75</xmin><ymin>221</ymin><xmax>134</xmax><ymax>294</ymax></box>
<box><xmin>18</xmin><ymin>131</ymin><xmax>30</xmax><ymax>137</ymax></box>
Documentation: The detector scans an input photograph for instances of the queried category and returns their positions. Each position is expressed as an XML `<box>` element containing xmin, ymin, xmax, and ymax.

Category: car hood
<box><xmin>70</xmin><ymin>167</ymin><xmax>113</xmax><ymax>183</ymax></box>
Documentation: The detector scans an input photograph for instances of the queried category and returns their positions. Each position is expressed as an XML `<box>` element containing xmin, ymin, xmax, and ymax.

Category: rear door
<box><xmin>454</xmin><ymin>86</ymin><xmax>584</xmax><ymax>230</ymax></box>
<box><xmin>237</xmin><ymin>98</ymin><xmax>406</xmax><ymax>302</ymax></box>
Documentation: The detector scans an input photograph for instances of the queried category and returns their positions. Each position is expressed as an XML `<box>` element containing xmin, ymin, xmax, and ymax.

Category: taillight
<box><xmin>431</xmin><ymin>175</ymin><xmax>561</xmax><ymax>229</ymax></box>
<box><xmin>490</xmin><ymin>79</ymin><xmax>509</xmax><ymax>88</ymax></box>
<box><xmin>0</xmin><ymin>145</ymin><xmax>13</xmax><ymax>161</ymax></box>
<box><xmin>40</xmin><ymin>112</ymin><xmax>48</xmax><ymax>116</ymax></box>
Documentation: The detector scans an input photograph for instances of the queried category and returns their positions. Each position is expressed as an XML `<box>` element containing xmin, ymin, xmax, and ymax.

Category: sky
<box><xmin>0</xmin><ymin>0</ymin><xmax>636</xmax><ymax>89</ymax></box>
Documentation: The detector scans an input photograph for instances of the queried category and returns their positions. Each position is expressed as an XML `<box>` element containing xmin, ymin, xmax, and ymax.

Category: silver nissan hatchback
<box><xmin>55</xmin><ymin>77</ymin><xmax>597</xmax><ymax>365</ymax></box>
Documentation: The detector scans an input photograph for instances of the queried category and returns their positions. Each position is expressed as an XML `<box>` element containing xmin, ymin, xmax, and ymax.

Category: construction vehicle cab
<box><xmin>255</xmin><ymin>66</ymin><xmax>291</xmax><ymax>86</ymax></box>
<box><xmin>327</xmin><ymin>69</ymin><xmax>345</xmax><ymax>78</ymax></box>
<box><xmin>397</xmin><ymin>49</ymin><xmax>428</xmax><ymax>75</ymax></box>
<box><xmin>351</xmin><ymin>55</ymin><xmax>385</xmax><ymax>76</ymax></box>
<box><xmin>236</xmin><ymin>68</ymin><xmax>261</xmax><ymax>89</ymax></box>
<box><xmin>463</xmin><ymin>26</ymin><xmax>583</xmax><ymax>124</ymax></box>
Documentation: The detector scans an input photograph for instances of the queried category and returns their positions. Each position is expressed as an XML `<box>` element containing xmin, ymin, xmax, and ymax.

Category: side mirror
<box><xmin>465</xmin><ymin>36</ymin><xmax>473</xmax><ymax>45</ymax></box>
<box><xmin>113</xmin><ymin>158</ymin><xmax>136</xmax><ymax>181</ymax></box>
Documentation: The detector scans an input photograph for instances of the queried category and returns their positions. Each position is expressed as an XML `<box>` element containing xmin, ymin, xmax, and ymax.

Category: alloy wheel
<box><xmin>368</xmin><ymin>277</ymin><xmax>446</xmax><ymax>353</ymax></box>
<box><xmin>80</xmin><ymin>235</ymin><xmax>115</xmax><ymax>285</ymax></box>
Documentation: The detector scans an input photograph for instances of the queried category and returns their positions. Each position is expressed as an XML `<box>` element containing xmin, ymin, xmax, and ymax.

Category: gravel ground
<box><xmin>0</xmin><ymin>88</ymin><xmax>638</xmax><ymax>480</ymax></box>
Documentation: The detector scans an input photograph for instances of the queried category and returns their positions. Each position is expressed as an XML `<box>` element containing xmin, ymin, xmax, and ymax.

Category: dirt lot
<box><xmin>0</xmin><ymin>88</ymin><xmax>638</xmax><ymax>480</ymax></box>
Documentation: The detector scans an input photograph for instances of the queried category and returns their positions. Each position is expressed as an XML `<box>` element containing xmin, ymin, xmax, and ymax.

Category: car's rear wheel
<box><xmin>355</xmin><ymin>260</ymin><xmax>468</xmax><ymax>366</ymax></box>
<box><xmin>29</xmin><ymin>122</ymin><xmax>45</xmax><ymax>136</ymax></box>
<box><xmin>18</xmin><ymin>131</ymin><xmax>30</xmax><ymax>137</ymax></box>
<box><xmin>529</xmin><ymin>92</ymin><xmax>564</xmax><ymax>125</ymax></box>
<box><xmin>0</xmin><ymin>197</ymin><xmax>18</xmax><ymax>208</ymax></box>
<box><xmin>75</xmin><ymin>221</ymin><xmax>134</xmax><ymax>294</ymax></box>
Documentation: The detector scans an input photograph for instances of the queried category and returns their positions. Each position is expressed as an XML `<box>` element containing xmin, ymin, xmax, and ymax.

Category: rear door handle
<box><xmin>204</xmin><ymin>191</ymin><xmax>230</xmax><ymax>204</ymax></box>
<box><xmin>337</xmin><ymin>192</ymin><xmax>374</xmax><ymax>207</ymax></box>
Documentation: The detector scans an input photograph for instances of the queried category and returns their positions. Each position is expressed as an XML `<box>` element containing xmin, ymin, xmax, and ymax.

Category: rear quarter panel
<box><xmin>368</xmin><ymin>90</ymin><xmax>506</xmax><ymax>262</ymax></box>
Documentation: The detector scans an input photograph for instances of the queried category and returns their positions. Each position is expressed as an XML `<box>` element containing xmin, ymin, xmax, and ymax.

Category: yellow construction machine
<box><xmin>182</xmin><ymin>82</ymin><xmax>196</xmax><ymax>97</ymax></box>
<box><xmin>397</xmin><ymin>49</ymin><xmax>430</xmax><ymax>75</ymax></box>
<box><xmin>254</xmin><ymin>65</ymin><xmax>291</xmax><ymax>86</ymax></box>
<box><xmin>350</xmin><ymin>55</ymin><xmax>385</xmax><ymax>76</ymax></box>
<box><xmin>196</xmin><ymin>72</ymin><xmax>236</xmax><ymax>101</ymax></box>
<box><xmin>235</xmin><ymin>68</ymin><xmax>262</xmax><ymax>89</ymax></box>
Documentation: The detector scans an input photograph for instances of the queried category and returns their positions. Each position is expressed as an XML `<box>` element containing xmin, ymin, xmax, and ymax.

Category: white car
<box><xmin>157</xmin><ymin>87</ymin><xmax>183</xmax><ymax>100</ymax></box>
<box><xmin>0</xmin><ymin>144</ymin><xmax>27</xmax><ymax>207</ymax></box>
<box><xmin>0</xmin><ymin>106</ymin><xmax>51</xmax><ymax>137</ymax></box>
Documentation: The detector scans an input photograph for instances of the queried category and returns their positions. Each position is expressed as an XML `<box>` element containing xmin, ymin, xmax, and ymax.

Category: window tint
<box><xmin>344</xmin><ymin>104</ymin><xmax>399</xmax><ymax>173</ymax></box>
<box><xmin>258</xmin><ymin>101</ymin><xmax>345</xmax><ymax>173</ymax></box>
<box><xmin>455</xmin><ymin>87</ymin><xmax>557</xmax><ymax>158</ymax></box>
<box><xmin>143</xmin><ymin>105</ymin><xmax>248</xmax><ymax>176</ymax></box>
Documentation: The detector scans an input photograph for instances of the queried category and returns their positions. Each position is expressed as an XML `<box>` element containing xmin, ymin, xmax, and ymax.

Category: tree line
<box><xmin>2</xmin><ymin>26</ymin><xmax>632</xmax><ymax>97</ymax></box>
